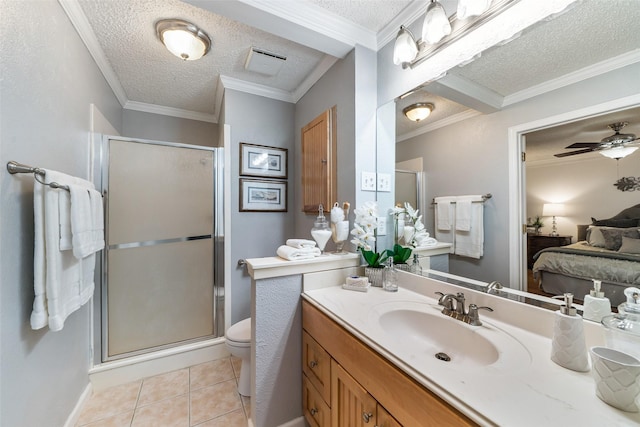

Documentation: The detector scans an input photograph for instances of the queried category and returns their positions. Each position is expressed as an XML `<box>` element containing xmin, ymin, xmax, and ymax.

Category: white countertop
<box><xmin>245</xmin><ymin>253</ymin><xmax>360</xmax><ymax>280</ymax></box>
<box><xmin>302</xmin><ymin>275</ymin><xmax>640</xmax><ymax>426</ymax></box>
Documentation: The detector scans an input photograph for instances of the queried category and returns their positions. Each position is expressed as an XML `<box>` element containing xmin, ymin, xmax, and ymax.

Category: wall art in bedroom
<box><xmin>614</xmin><ymin>177</ymin><xmax>640</xmax><ymax>192</ymax></box>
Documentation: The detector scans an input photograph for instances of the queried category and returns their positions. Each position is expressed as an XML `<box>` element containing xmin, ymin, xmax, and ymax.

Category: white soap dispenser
<box><xmin>550</xmin><ymin>293</ymin><xmax>590</xmax><ymax>372</ymax></box>
<box><xmin>583</xmin><ymin>280</ymin><xmax>612</xmax><ymax>322</ymax></box>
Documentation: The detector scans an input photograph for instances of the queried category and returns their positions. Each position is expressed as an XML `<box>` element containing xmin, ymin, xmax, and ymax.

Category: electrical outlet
<box><xmin>377</xmin><ymin>173</ymin><xmax>391</xmax><ymax>192</ymax></box>
<box><xmin>377</xmin><ymin>217</ymin><xmax>387</xmax><ymax>235</ymax></box>
<box><xmin>361</xmin><ymin>171</ymin><xmax>376</xmax><ymax>191</ymax></box>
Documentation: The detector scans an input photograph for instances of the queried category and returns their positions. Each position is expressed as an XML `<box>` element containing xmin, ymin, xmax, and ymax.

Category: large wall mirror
<box><xmin>387</xmin><ymin>0</ymin><xmax>640</xmax><ymax>309</ymax></box>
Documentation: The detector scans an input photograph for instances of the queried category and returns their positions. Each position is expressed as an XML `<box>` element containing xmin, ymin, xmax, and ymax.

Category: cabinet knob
<box><xmin>309</xmin><ymin>360</ymin><xmax>318</xmax><ymax>368</ymax></box>
<box><xmin>310</xmin><ymin>408</ymin><xmax>318</xmax><ymax>416</ymax></box>
<box><xmin>362</xmin><ymin>412</ymin><xmax>373</xmax><ymax>423</ymax></box>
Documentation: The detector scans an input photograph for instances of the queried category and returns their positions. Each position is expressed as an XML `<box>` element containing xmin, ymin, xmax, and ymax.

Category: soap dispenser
<box><xmin>583</xmin><ymin>280</ymin><xmax>612</xmax><ymax>322</ymax></box>
<box><xmin>550</xmin><ymin>293</ymin><xmax>590</xmax><ymax>372</ymax></box>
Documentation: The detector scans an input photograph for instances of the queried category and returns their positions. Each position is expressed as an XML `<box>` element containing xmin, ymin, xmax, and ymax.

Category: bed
<box><xmin>532</xmin><ymin>204</ymin><xmax>640</xmax><ymax>306</ymax></box>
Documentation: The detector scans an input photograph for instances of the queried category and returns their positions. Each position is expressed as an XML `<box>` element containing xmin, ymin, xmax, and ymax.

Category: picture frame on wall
<box><xmin>240</xmin><ymin>143</ymin><xmax>288</xmax><ymax>179</ymax></box>
<box><xmin>240</xmin><ymin>178</ymin><xmax>287</xmax><ymax>212</ymax></box>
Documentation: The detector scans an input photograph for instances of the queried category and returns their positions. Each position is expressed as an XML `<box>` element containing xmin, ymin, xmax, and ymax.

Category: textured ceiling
<box><xmin>305</xmin><ymin>0</ymin><xmax>413</xmax><ymax>32</ymax></box>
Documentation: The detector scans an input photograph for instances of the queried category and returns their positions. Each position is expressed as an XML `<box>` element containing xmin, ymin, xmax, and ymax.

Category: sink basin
<box><xmin>369</xmin><ymin>301</ymin><xmax>531</xmax><ymax>372</ymax></box>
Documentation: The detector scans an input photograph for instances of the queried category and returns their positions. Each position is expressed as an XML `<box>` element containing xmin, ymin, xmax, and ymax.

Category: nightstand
<box><xmin>527</xmin><ymin>234</ymin><xmax>572</xmax><ymax>268</ymax></box>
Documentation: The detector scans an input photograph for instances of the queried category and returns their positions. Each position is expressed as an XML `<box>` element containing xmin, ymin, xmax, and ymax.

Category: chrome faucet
<box><xmin>435</xmin><ymin>292</ymin><xmax>455</xmax><ymax>316</ymax></box>
<box><xmin>436</xmin><ymin>291</ymin><xmax>493</xmax><ymax>326</ymax></box>
<box><xmin>487</xmin><ymin>281</ymin><xmax>503</xmax><ymax>294</ymax></box>
<box><xmin>453</xmin><ymin>292</ymin><xmax>466</xmax><ymax>320</ymax></box>
<box><xmin>466</xmin><ymin>304</ymin><xmax>494</xmax><ymax>326</ymax></box>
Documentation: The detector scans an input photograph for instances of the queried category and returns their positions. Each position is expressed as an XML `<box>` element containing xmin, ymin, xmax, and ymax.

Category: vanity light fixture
<box><xmin>599</xmin><ymin>146</ymin><xmax>638</xmax><ymax>160</ymax></box>
<box><xmin>393</xmin><ymin>26</ymin><xmax>419</xmax><ymax>65</ymax></box>
<box><xmin>403</xmin><ymin>103</ymin><xmax>435</xmax><ymax>122</ymax></box>
<box><xmin>156</xmin><ymin>19</ymin><xmax>211</xmax><ymax>61</ymax></box>
<box><xmin>457</xmin><ymin>0</ymin><xmax>494</xmax><ymax>20</ymax></box>
<box><xmin>422</xmin><ymin>0</ymin><xmax>452</xmax><ymax>45</ymax></box>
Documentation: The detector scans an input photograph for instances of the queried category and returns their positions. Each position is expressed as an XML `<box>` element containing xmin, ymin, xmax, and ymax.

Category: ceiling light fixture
<box><xmin>392</xmin><ymin>0</ymin><xmax>512</xmax><ymax>69</ymax></box>
<box><xmin>599</xmin><ymin>146</ymin><xmax>639</xmax><ymax>159</ymax></box>
<box><xmin>403</xmin><ymin>103</ymin><xmax>435</xmax><ymax>122</ymax></box>
<box><xmin>156</xmin><ymin>19</ymin><xmax>211</xmax><ymax>61</ymax></box>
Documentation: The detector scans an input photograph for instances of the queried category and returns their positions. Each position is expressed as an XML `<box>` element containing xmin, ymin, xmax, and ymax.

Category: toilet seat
<box><xmin>226</xmin><ymin>317</ymin><xmax>251</xmax><ymax>343</ymax></box>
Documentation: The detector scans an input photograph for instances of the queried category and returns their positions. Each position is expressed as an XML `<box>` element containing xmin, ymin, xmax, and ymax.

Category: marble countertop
<box><xmin>302</xmin><ymin>274</ymin><xmax>640</xmax><ymax>426</ymax></box>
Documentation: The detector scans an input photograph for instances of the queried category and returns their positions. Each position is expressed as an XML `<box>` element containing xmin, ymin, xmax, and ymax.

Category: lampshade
<box><xmin>542</xmin><ymin>203</ymin><xmax>565</xmax><ymax>217</ymax></box>
<box><xmin>393</xmin><ymin>26</ymin><xmax>419</xmax><ymax>65</ymax></box>
<box><xmin>599</xmin><ymin>146</ymin><xmax>638</xmax><ymax>159</ymax></box>
<box><xmin>422</xmin><ymin>0</ymin><xmax>452</xmax><ymax>45</ymax></box>
<box><xmin>457</xmin><ymin>0</ymin><xmax>493</xmax><ymax>20</ymax></box>
<box><xmin>403</xmin><ymin>103</ymin><xmax>435</xmax><ymax>122</ymax></box>
<box><xmin>156</xmin><ymin>19</ymin><xmax>211</xmax><ymax>61</ymax></box>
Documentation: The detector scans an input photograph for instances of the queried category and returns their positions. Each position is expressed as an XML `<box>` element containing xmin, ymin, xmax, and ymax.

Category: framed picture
<box><xmin>240</xmin><ymin>143</ymin><xmax>288</xmax><ymax>178</ymax></box>
<box><xmin>240</xmin><ymin>178</ymin><xmax>287</xmax><ymax>212</ymax></box>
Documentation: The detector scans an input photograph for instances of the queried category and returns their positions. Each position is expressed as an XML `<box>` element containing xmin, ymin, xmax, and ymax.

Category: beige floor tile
<box><xmin>131</xmin><ymin>394</ymin><xmax>189</xmax><ymax>427</ymax></box>
<box><xmin>138</xmin><ymin>369</ymin><xmax>189</xmax><ymax>407</ymax></box>
<box><xmin>230</xmin><ymin>357</ymin><xmax>242</xmax><ymax>379</ymax></box>
<box><xmin>195</xmin><ymin>409</ymin><xmax>247</xmax><ymax>427</ymax></box>
<box><xmin>77</xmin><ymin>411</ymin><xmax>133</xmax><ymax>427</ymax></box>
<box><xmin>77</xmin><ymin>381</ymin><xmax>141</xmax><ymax>425</ymax></box>
<box><xmin>190</xmin><ymin>359</ymin><xmax>235</xmax><ymax>390</ymax></box>
<box><xmin>190</xmin><ymin>379</ymin><xmax>242</xmax><ymax>426</ymax></box>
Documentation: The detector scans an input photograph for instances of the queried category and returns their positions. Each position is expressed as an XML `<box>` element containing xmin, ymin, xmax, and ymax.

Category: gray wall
<box><xmin>0</xmin><ymin>1</ymin><xmax>122</xmax><ymax>425</ymax></box>
<box><xmin>123</xmin><ymin>109</ymin><xmax>220</xmax><ymax>147</ymax></box>
<box><xmin>396</xmin><ymin>63</ymin><xmax>640</xmax><ymax>286</ymax></box>
<box><xmin>224</xmin><ymin>90</ymin><xmax>295</xmax><ymax>324</ymax></box>
<box><xmin>294</xmin><ymin>50</ymin><xmax>357</xmax><ymax>246</ymax></box>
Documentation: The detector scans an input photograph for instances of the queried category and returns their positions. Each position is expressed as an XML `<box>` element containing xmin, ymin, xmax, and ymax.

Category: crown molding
<box><xmin>397</xmin><ymin>109</ymin><xmax>482</xmax><ymax>142</ymax></box>
<box><xmin>219</xmin><ymin>75</ymin><xmax>295</xmax><ymax>103</ymax></box>
<box><xmin>504</xmin><ymin>49</ymin><xmax>640</xmax><ymax>107</ymax></box>
<box><xmin>58</xmin><ymin>0</ymin><xmax>128</xmax><ymax>107</ymax></box>
<box><xmin>291</xmin><ymin>55</ymin><xmax>339</xmax><ymax>103</ymax></box>
<box><xmin>377</xmin><ymin>1</ymin><xmax>427</xmax><ymax>50</ymax></box>
<box><xmin>123</xmin><ymin>101</ymin><xmax>217</xmax><ymax>123</ymax></box>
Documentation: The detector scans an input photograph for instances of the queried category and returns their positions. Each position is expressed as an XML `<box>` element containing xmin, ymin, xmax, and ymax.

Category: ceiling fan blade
<box><xmin>565</xmin><ymin>142</ymin><xmax>601</xmax><ymax>149</ymax></box>
<box><xmin>554</xmin><ymin>148</ymin><xmax>595</xmax><ymax>158</ymax></box>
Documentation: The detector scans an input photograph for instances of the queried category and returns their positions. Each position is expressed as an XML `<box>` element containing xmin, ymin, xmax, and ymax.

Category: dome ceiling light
<box><xmin>156</xmin><ymin>19</ymin><xmax>211</xmax><ymax>61</ymax></box>
<box><xmin>403</xmin><ymin>103</ymin><xmax>435</xmax><ymax>122</ymax></box>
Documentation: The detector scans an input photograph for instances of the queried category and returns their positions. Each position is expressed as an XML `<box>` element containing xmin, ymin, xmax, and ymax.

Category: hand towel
<box><xmin>69</xmin><ymin>184</ymin><xmax>104</xmax><ymax>259</ymax></box>
<box><xmin>286</xmin><ymin>238</ymin><xmax>317</xmax><ymax>249</ymax></box>
<box><xmin>455</xmin><ymin>195</ymin><xmax>484</xmax><ymax>232</ymax></box>
<box><xmin>277</xmin><ymin>245</ymin><xmax>321</xmax><ymax>261</ymax></box>
<box><xmin>434</xmin><ymin>196</ymin><xmax>456</xmax><ymax>253</ymax></box>
<box><xmin>58</xmin><ymin>191</ymin><xmax>73</xmax><ymax>250</ymax></box>
<box><xmin>31</xmin><ymin>169</ymin><xmax>97</xmax><ymax>331</ymax></box>
<box><xmin>454</xmin><ymin>202</ymin><xmax>484</xmax><ymax>259</ymax></box>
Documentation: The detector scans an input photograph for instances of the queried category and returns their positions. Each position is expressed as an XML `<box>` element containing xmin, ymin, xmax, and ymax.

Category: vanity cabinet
<box><xmin>302</xmin><ymin>300</ymin><xmax>477</xmax><ymax>427</ymax></box>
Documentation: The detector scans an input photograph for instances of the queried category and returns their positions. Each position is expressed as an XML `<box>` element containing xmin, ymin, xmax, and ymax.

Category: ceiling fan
<box><xmin>554</xmin><ymin>122</ymin><xmax>640</xmax><ymax>159</ymax></box>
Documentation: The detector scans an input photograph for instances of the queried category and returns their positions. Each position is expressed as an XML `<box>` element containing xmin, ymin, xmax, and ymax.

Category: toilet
<box><xmin>225</xmin><ymin>317</ymin><xmax>251</xmax><ymax>396</ymax></box>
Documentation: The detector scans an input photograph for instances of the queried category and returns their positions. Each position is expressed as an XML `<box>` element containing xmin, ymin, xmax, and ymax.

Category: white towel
<box><xmin>454</xmin><ymin>201</ymin><xmax>484</xmax><ymax>259</ymax></box>
<box><xmin>58</xmin><ymin>191</ymin><xmax>73</xmax><ymax>250</ymax></box>
<box><xmin>277</xmin><ymin>245</ymin><xmax>321</xmax><ymax>261</ymax></box>
<box><xmin>31</xmin><ymin>169</ymin><xmax>97</xmax><ymax>331</ymax></box>
<box><xmin>285</xmin><ymin>239</ymin><xmax>317</xmax><ymax>249</ymax></box>
<box><xmin>434</xmin><ymin>197</ymin><xmax>456</xmax><ymax>253</ymax></box>
<box><xmin>69</xmin><ymin>184</ymin><xmax>104</xmax><ymax>259</ymax></box>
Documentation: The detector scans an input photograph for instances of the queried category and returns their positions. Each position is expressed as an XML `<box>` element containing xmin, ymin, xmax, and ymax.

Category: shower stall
<box><xmin>99</xmin><ymin>137</ymin><xmax>223</xmax><ymax>361</ymax></box>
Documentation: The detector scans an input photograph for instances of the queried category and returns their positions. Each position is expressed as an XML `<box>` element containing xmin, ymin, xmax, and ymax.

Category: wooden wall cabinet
<box><xmin>301</xmin><ymin>107</ymin><xmax>337</xmax><ymax>214</ymax></box>
<box><xmin>302</xmin><ymin>300</ymin><xmax>477</xmax><ymax>427</ymax></box>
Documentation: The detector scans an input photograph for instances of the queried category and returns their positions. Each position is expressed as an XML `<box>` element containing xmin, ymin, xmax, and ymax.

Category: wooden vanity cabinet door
<box><xmin>303</xmin><ymin>330</ymin><xmax>331</xmax><ymax>403</ymax></box>
<box><xmin>331</xmin><ymin>359</ymin><xmax>377</xmax><ymax>427</ymax></box>
<box><xmin>377</xmin><ymin>404</ymin><xmax>401</xmax><ymax>427</ymax></box>
<box><xmin>303</xmin><ymin>374</ymin><xmax>331</xmax><ymax>427</ymax></box>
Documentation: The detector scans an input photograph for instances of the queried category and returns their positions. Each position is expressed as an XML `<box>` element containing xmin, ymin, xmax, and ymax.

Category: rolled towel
<box><xmin>286</xmin><ymin>238</ymin><xmax>317</xmax><ymax>249</ymax></box>
<box><xmin>277</xmin><ymin>245</ymin><xmax>321</xmax><ymax>261</ymax></box>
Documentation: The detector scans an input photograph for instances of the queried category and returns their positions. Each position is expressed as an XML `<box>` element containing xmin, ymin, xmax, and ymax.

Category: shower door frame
<box><xmin>98</xmin><ymin>136</ymin><xmax>224</xmax><ymax>362</ymax></box>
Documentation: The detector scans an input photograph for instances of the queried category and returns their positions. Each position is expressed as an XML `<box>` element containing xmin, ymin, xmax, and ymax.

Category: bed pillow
<box><xmin>600</xmin><ymin>228</ymin><xmax>640</xmax><ymax>251</ymax></box>
<box><xmin>618</xmin><ymin>236</ymin><xmax>640</xmax><ymax>254</ymax></box>
<box><xmin>591</xmin><ymin>217</ymin><xmax>639</xmax><ymax>228</ymax></box>
<box><xmin>586</xmin><ymin>226</ymin><xmax>608</xmax><ymax>247</ymax></box>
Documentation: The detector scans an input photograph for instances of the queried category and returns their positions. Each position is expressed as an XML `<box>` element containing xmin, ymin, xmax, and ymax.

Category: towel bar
<box><xmin>7</xmin><ymin>160</ymin><xmax>70</xmax><ymax>192</ymax></box>
<box><xmin>431</xmin><ymin>193</ymin><xmax>492</xmax><ymax>205</ymax></box>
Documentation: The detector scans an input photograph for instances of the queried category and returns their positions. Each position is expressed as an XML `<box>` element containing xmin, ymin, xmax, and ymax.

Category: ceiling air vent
<box><xmin>244</xmin><ymin>47</ymin><xmax>287</xmax><ymax>76</ymax></box>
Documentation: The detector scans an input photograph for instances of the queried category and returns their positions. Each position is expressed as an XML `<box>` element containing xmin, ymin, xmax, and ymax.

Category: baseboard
<box><xmin>89</xmin><ymin>337</ymin><xmax>228</xmax><ymax>390</ymax></box>
<box><xmin>279</xmin><ymin>416</ymin><xmax>305</xmax><ymax>427</ymax></box>
<box><xmin>64</xmin><ymin>383</ymin><xmax>92</xmax><ymax>427</ymax></box>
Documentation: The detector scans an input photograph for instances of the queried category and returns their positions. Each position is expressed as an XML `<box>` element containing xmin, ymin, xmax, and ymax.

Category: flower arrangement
<box><xmin>390</xmin><ymin>202</ymin><xmax>430</xmax><ymax>248</ymax></box>
<box><xmin>350</xmin><ymin>201</ymin><xmax>389</xmax><ymax>268</ymax></box>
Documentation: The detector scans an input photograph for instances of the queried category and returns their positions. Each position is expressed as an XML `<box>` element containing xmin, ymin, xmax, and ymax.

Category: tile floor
<box><xmin>76</xmin><ymin>356</ymin><xmax>249</xmax><ymax>427</ymax></box>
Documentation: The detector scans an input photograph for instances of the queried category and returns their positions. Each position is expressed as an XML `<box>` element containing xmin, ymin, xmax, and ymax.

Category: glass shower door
<box><xmin>103</xmin><ymin>138</ymin><xmax>218</xmax><ymax>359</ymax></box>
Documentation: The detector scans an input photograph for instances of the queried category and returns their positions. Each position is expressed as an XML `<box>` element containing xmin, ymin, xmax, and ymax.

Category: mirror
<box><xmin>389</xmin><ymin>0</ymin><xmax>640</xmax><ymax>310</ymax></box>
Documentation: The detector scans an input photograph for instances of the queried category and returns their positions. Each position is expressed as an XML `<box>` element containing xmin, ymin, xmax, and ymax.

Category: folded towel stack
<box><xmin>277</xmin><ymin>245</ymin><xmax>321</xmax><ymax>261</ymax></box>
<box><xmin>285</xmin><ymin>239</ymin><xmax>317</xmax><ymax>249</ymax></box>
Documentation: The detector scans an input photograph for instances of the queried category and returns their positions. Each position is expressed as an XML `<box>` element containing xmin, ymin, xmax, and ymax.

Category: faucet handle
<box><xmin>435</xmin><ymin>292</ymin><xmax>455</xmax><ymax>316</ymax></box>
<box><xmin>466</xmin><ymin>304</ymin><xmax>493</xmax><ymax>326</ymax></box>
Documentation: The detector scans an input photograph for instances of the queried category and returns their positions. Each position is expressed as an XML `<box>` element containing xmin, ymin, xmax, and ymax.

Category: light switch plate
<box><xmin>377</xmin><ymin>173</ymin><xmax>391</xmax><ymax>192</ymax></box>
<box><xmin>377</xmin><ymin>217</ymin><xmax>387</xmax><ymax>235</ymax></box>
<box><xmin>361</xmin><ymin>171</ymin><xmax>376</xmax><ymax>191</ymax></box>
